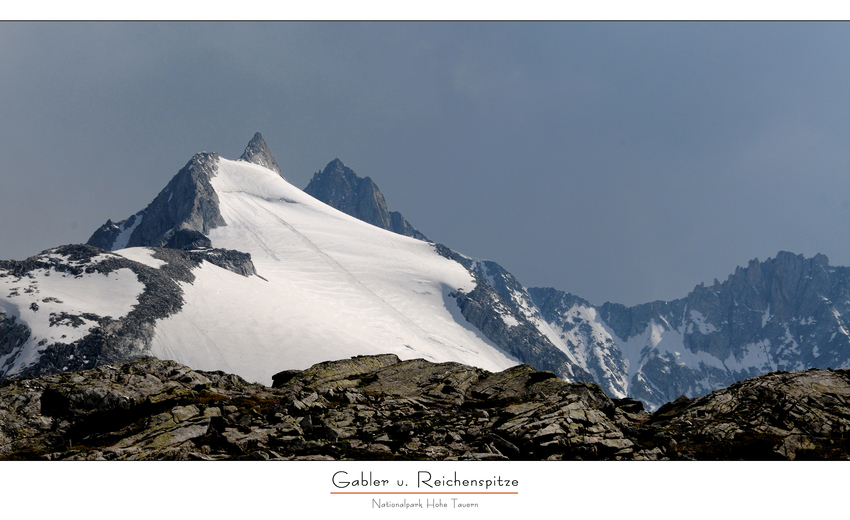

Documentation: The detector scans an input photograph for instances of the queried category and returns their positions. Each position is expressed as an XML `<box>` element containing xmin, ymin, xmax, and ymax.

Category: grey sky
<box><xmin>1</xmin><ymin>22</ymin><xmax>848</xmax><ymax>307</ymax></box>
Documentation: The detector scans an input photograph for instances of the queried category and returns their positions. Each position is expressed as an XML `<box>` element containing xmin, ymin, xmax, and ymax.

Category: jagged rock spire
<box><xmin>304</xmin><ymin>159</ymin><xmax>428</xmax><ymax>241</ymax></box>
<box><xmin>239</xmin><ymin>132</ymin><xmax>284</xmax><ymax>179</ymax></box>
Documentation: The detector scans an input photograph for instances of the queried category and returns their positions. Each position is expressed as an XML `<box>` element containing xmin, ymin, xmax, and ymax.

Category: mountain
<box><xmin>404</xmin><ymin>250</ymin><xmax>850</xmax><ymax>411</ymax></box>
<box><xmin>2</xmin><ymin>354</ymin><xmax>848</xmax><ymax>460</ymax></box>
<box><xmin>2</xmin><ymin>135</ymin><xmax>589</xmax><ymax>387</ymax></box>
<box><xmin>3</xmin><ymin>133</ymin><xmax>849</xmax><ymax>414</ymax></box>
<box><xmin>521</xmin><ymin>252</ymin><xmax>850</xmax><ymax>410</ymax></box>
<box><xmin>304</xmin><ymin>159</ymin><xmax>428</xmax><ymax>241</ymax></box>
<box><xmin>297</xmin><ymin>158</ymin><xmax>850</xmax><ymax>411</ymax></box>
<box><xmin>0</xmin><ymin>244</ymin><xmax>257</xmax><ymax>380</ymax></box>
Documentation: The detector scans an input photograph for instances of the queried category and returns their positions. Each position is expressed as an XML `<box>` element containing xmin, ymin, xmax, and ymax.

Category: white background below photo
<box><xmin>3</xmin><ymin>460</ymin><xmax>845</xmax><ymax>518</ymax></box>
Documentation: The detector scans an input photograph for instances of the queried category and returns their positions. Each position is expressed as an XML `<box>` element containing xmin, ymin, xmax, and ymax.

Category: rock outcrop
<box><xmin>433</xmin><ymin>244</ymin><xmax>595</xmax><ymax>385</ymax></box>
<box><xmin>640</xmin><ymin>367</ymin><xmax>850</xmax><ymax>460</ymax></box>
<box><xmin>304</xmin><ymin>159</ymin><xmax>428</xmax><ymax>241</ymax></box>
<box><xmin>87</xmin><ymin>152</ymin><xmax>225</xmax><ymax>250</ymax></box>
<box><xmin>2</xmin><ymin>354</ymin><xmax>847</xmax><ymax>460</ymax></box>
<box><xmin>239</xmin><ymin>132</ymin><xmax>284</xmax><ymax>178</ymax></box>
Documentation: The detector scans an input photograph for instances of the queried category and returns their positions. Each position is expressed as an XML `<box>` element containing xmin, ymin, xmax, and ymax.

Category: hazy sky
<box><xmin>1</xmin><ymin>22</ymin><xmax>848</xmax><ymax>306</ymax></box>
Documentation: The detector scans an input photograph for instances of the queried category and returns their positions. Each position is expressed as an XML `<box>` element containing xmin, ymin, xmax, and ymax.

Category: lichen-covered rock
<box><xmin>1</xmin><ymin>355</ymin><xmax>848</xmax><ymax>460</ymax></box>
<box><xmin>640</xmin><ymin>367</ymin><xmax>850</xmax><ymax>460</ymax></box>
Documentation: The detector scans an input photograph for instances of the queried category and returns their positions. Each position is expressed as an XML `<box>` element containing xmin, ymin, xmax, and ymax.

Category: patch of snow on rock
<box><xmin>115</xmin><ymin>247</ymin><xmax>167</xmax><ymax>269</ymax></box>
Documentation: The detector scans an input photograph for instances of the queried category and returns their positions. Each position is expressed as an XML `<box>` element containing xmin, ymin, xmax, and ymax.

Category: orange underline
<box><xmin>331</xmin><ymin>492</ymin><xmax>518</xmax><ymax>495</ymax></box>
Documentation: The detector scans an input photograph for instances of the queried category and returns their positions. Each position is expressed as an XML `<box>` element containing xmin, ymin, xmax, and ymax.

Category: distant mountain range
<box><xmin>2</xmin><ymin>133</ymin><xmax>848</xmax><ymax>412</ymax></box>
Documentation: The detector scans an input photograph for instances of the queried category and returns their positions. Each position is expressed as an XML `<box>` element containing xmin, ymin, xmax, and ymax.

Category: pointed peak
<box><xmin>304</xmin><ymin>158</ymin><xmax>428</xmax><ymax>242</ymax></box>
<box><xmin>239</xmin><ymin>132</ymin><xmax>284</xmax><ymax>179</ymax></box>
<box><xmin>324</xmin><ymin>158</ymin><xmax>346</xmax><ymax>172</ymax></box>
<box><xmin>813</xmin><ymin>253</ymin><xmax>829</xmax><ymax>266</ymax></box>
<box><xmin>318</xmin><ymin>159</ymin><xmax>360</xmax><ymax>183</ymax></box>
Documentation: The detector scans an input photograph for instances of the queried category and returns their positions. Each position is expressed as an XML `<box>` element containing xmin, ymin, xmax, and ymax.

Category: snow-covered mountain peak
<box><xmin>8</xmin><ymin>135</ymin><xmax>850</xmax><ymax>415</ymax></box>
<box><xmin>27</xmin><ymin>145</ymin><xmax>545</xmax><ymax>385</ymax></box>
<box><xmin>139</xmin><ymin>156</ymin><xmax>527</xmax><ymax>383</ymax></box>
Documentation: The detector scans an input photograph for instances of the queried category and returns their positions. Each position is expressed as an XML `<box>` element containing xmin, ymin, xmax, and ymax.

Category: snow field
<box><xmin>0</xmin><ymin>265</ymin><xmax>144</xmax><ymax>376</ymax></box>
<box><xmin>149</xmin><ymin>158</ymin><xmax>518</xmax><ymax>385</ymax></box>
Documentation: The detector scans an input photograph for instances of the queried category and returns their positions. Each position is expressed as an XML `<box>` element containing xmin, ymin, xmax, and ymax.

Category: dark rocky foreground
<box><xmin>1</xmin><ymin>354</ymin><xmax>849</xmax><ymax>461</ymax></box>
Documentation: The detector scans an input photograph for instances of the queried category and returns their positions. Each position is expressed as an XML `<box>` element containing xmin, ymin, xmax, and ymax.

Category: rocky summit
<box><xmin>304</xmin><ymin>159</ymin><xmax>428</xmax><ymax>241</ymax></box>
<box><xmin>1</xmin><ymin>354</ymin><xmax>848</xmax><ymax>461</ymax></box>
<box><xmin>239</xmin><ymin>132</ymin><xmax>284</xmax><ymax>178</ymax></box>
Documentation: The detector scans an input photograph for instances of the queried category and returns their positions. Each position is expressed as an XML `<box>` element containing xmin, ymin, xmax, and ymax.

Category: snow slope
<box><xmin>142</xmin><ymin>158</ymin><xmax>518</xmax><ymax>384</ymax></box>
<box><xmin>0</xmin><ymin>254</ymin><xmax>144</xmax><ymax>377</ymax></box>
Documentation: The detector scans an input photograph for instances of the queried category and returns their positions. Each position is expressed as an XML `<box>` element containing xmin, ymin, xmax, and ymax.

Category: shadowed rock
<box><xmin>87</xmin><ymin>152</ymin><xmax>225</xmax><ymax>250</ymax></box>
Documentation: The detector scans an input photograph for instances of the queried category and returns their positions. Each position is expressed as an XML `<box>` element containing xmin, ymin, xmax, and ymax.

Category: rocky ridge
<box><xmin>28</xmin><ymin>134</ymin><xmax>850</xmax><ymax>416</ymax></box>
<box><xmin>1</xmin><ymin>354</ymin><xmax>848</xmax><ymax>461</ymax></box>
<box><xmin>0</xmin><ymin>244</ymin><xmax>258</xmax><ymax>382</ymax></box>
<box><xmin>433</xmin><ymin>245</ymin><xmax>594</xmax><ymax>385</ymax></box>
<box><xmin>525</xmin><ymin>251</ymin><xmax>850</xmax><ymax>410</ymax></box>
<box><xmin>87</xmin><ymin>152</ymin><xmax>225</xmax><ymax>251</ymax></box>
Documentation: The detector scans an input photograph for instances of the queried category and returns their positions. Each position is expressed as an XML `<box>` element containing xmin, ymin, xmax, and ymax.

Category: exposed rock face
<box><xmin>433</xmin><ymin>245</ymin><xmax>594</xmax><ymax>384</ymax></box>
<box><xmin>163</xmin><ymin>229</ymin><xmax>212</xmax><ymax>250</ymax></box>
<box><xmin>521</xmin><ymin>252</ymin><xmax>850</xmax><ymax>410</ymax></box>
<box><xmin>153</xmin><ymin>246</ymin><xmax>258</xmax><ymax>279</ymax></box>
<box><xmin>530</xmin><ymin>287</ymin><xmax>629</xmax><ymax>399</ymax></box>
<box><xmin>0</xmin><ymin>244</ymin><xmax>257</xmax><ymax>382</ymax></box>
<box><xmin>85</xmin><ymin>218</ymin><xmax>129</xmax><ymax>251</ymax></box>
<box><xmin>641</xmin><ymin>367</ymin><xmax>850</xmax><ymax>460</ymax></box>
<box><xmin>88</xmin><ymin>133</ymin><xmax>290</xmax><ymax>251</ymax></box>
<box><xmin>304</xmin><ymin>159</ymin><xmax>428</xmax><ymax>241</ymax></box>
<box><xmin>1</xmin><ymin>355</ymin><xmax>847</xmax><ymax>460</ymax></box>
<box><xmin>239</xmin><ymin>132</ymin><xmax>284</xmax><ymax>178</ymax></box>
<box><xmin>87</xmin><ymin>152</ymin><xmax>225</xmax><ymax>250</ymax></box>
<box><xmin>0</xmin><ymin>312</ymin><xmax>29</xmax><ymax>373</ymax></box>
